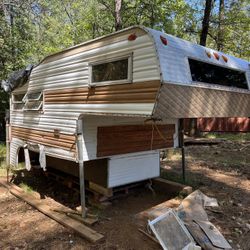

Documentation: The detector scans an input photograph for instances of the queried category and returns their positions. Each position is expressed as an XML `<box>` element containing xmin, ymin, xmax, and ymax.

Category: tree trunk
<box><xmin>217</xmin><ymin>0</ymin><xmax>225</xmax><ymax>50</ymax></box>
<box><xmin>114</xmin><ymin>0</ymin><xmax>122</xmax><ymax>31</ymax></box>
<box><xmin>200</xmin><ymin>0</ymin><xmax>213</xmax><ymax>46</ymax></box>
<box><xmin>190</xmin><ymin>0</ymin><xmax>214</xmax><ymax>137</ymax></box>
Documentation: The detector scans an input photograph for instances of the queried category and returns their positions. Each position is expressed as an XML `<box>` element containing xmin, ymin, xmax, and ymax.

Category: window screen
<box><xmin>14</xmin><ymin>91</ymin><xmax>43</xmax><ymax>111</ymax></box>
<box><xmin>23</xmin><ymin>101</ymin><xmax>42</xmax><ymax>111</ymax></box>
<box><xmin>189</xmin><ymin>58</ymin><xmax>248</xmax><ymax>90</ymax></box>
<box><xmin>23</xmin><ymin>92</ymin><xmax>42</xmax><ymax>101</ymax></box>
<box><xmin>92</xmin><ymin>58</ymin><xmax>129</xmax><ymax>83</ymax></box>
<box><xmin>12</xmin><ymin>93</ymin><xmax>25</xmax><ymax>110</ymax></box>
<box><xmin>24</xmin><ymin>92</ymin><xmax>43</xmax><ymax>111</ymax></box>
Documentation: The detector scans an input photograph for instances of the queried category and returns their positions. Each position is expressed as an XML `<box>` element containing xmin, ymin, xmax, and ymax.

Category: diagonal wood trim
<box><xmin>44</xmin><ymin>81</ymin><xmax>161</xmax><ymax>104</ymax></box>
<box><xmin>97</xmin><ymin>124</ymin><xmax>175</xmax><ymax>157</ymax></box>
<box><xmin>11</xmin><ymin>126</ymin><xmax>76</xmax><ymax>152</ymax></box>
<box><xmin>154</xmin><ymin>84</ymin><xmax>250</xmax><ymax>118</ymax></box>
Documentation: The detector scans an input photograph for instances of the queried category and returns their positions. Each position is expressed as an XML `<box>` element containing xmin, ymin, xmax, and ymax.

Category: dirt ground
<box><xmin>0</xmin><ymin>174</ymin><xmax>171</xmax><ymax>250</ymax></box>
<box><xmin>162</xmin><ymin>138</ymin><xmax>250</xmax><ymax>250</ymax></box>
<box><xmin>0</xmin><ymin>137</ymin><xmax>250</xmax><ymax>250</ymax></box>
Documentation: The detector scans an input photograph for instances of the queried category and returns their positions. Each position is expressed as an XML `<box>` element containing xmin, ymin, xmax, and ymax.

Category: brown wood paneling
<box><xmin>44</xmin><ymin>81</ymin><xmax>161</xmax><ymax>104</ymax></box>
<box><xmin>42</xmin><ymin>28</ymin><xmax>146</xmax><ymax>64</ymax></box>
<box><xmin>197</xmin><ymin>117</ymin><xmax>250</xmax><ymax>132</ymax></box>
<box><xmin>97</xmin><ymin>124</ymin><xmax>175</xmax><ymax>157</ymax></box>
<box><xmin>11</xmin><ymin>126</ymin><xmax>76</xmax><ymax>152</ymax></box>
<box><xmin>184</xmin><ymin>117</ymin><xmax>250</xmax><ymax>132</ymax></box>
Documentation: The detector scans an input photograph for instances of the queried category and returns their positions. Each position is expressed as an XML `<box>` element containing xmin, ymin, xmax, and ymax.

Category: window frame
<box><xmin>23</xmin><ymin>100</ymin><xmax>43</xmax><ymax>111</ymax></box>
<box><xmin>12</xmin><ymin>93</ymin><xmax>26</xmax><ymax>111</ymax></box>
<box><xmin>89</xmin><ymin>54</ymin><xmax>133</xmax><ymax>87</ymax></box>
<box><xmin>12</xmin><ymin>91</ymin><xmax>44</xmax><ymax>111</ymax></box>
<box><xmin>22</xmin><ymin>91</ymin><xmax>43</xmax><ymax>102</ymax></box>
<box><xmin>187</xmin><ymin>57</ymin><xmax>249</xmax><ymax>90</ymax></box>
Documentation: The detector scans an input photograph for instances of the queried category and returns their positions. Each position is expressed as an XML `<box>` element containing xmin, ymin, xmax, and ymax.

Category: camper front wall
<box><xmin>9</xmin><ymin>29</ymin><xmax>161</xmax><ymax>166</ymax></box>
<box><xmin>147</xmin><ymin>28</ymin><xmax>250</xmax><ymax>119</ymax></box>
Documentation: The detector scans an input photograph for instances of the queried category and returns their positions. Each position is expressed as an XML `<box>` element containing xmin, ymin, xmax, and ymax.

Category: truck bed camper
<box><xmin>7</xmin><ymin>26</ymin><xmax>250</xmax><ymax>211</ymax></box>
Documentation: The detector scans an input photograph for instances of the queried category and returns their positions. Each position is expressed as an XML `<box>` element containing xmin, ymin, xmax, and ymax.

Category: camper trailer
<box><xmin>8</xmin><ymin>26</ymin><xmax>250</xmax><ymax>206</ymax></box>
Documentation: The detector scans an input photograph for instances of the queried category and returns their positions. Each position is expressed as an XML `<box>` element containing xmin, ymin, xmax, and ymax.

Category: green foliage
<box><xmin>207</xmin><ymin>0</ymin><xmax>250</xmax><ymax>59</ymax></box>
<box><xmin>0</xmin><ymin>143</ymin><xmax>6</xmax><ymax>170</ymax></box>
<box><xmin>203</xmin><ymin>132</ymin><xmax>250</xmax><ymax>142</ymax></box>
<box><xmin>19</xmin><ymin>182</ymin><xmax>34</xmax><ymax>193</ymax></box>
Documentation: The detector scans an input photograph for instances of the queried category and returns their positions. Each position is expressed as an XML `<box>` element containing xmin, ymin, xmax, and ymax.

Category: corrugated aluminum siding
<box><xmin>11</xmin><ymin>33</ymin><xmax>159</xmax><ymax>135</ymax></box>
<box><xmin>10</xmin><ymin>138</ymin><xmax>24</xmax><ymax>166</ymax></box>
<box><xmin>9</xmin><ymin>137</ymin><xmax>76</xmax><ymax>167</ymax></box>
<box><xmin>10</xmin><ymin>31</ymin><xmax>160</xmax><ymax>161</ymax></box>
<box><xmin>146</xmin><ymin>28</ymin><xmax>250</xmax><ymax>88</ymax></box>
<box><xmin>108</xmin><ymin>150</ymin><xmax>160</xmax><ymax>188</ymax></box>
<box><xmin>30</xmin><ymin>35</ymin><xmax>159</xmax><ymax>91</ymax></box>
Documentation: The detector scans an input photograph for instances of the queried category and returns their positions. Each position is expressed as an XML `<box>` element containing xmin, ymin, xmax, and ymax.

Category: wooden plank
<box><xmin>11</xmin><ymin>134</ymin><xmax>76</xmax><ymax>152</ymax></box>
<box><xmin>45</xmin><ymin>87</ymin><xmax>159</xmax><ymax>97</ymax></box>
<box><xmin>12</xmin><ymin>126</ymin><xmax>75</xmax><ymax>140</ymax></box>
<box><xmin>0</xmin><ymin>180</ymin><xmax>104</xmax><ymax>243</ymax></box>
<box><xmin>11</xmin><ymin>126</ymin><xmax>76</xmax><ymax>152</ymax></box>
<box><xmin>89</xmin><ymin>182</ymin><xmax>113</xmax><ymax>197</ymax></box>
<box><xmin>152</xmin><ymin>178</ymin><xmax>193</xmax><ymax>195</ymax></box>
<box><xmin>138</xmin><ymin>228</ymin><xmax>160</xmax><ymax>245</ymax></box>
<box><xmin>12</xmin><ymin>131</ymin><xmax>76</xmax><ymax>148</ymax></box>
<box><xmin>45</xmin><ymin>81</ymin><xmax>160</xmax><ymax>94</ymax></box>
<box><xmin>97</xmin><ymin>124</ymin><xmax>175</xmax><ymax>132</ymax></box>
<box><xmin>44</xmin><ymin>81</ymin><xmax>160</xmax><ymax>104</ymax></box>
<box><xmin>97</xmin><ymin>124</ymin><xmax>175</xmax><ymax>157</ymax></box>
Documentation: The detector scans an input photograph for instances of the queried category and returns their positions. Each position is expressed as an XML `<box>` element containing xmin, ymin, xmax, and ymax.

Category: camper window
<box><xmin>189</xmin><ymin>58</ymin><xmax>248</xmax><ymax>90</ymax></box>
<box><xmin>23</xmin><ymin>91</ymin><xmax>43</xmax><ymax>111</ymax></box>
<box><xmin>91</xmin><ymin>57</ymin><xmax>131</xmax><ymax>85</ymax></box>
<box><xmin>12</xmin><ymin>93</ymin><xmax>25</xmax><ymax>110</ymax></box>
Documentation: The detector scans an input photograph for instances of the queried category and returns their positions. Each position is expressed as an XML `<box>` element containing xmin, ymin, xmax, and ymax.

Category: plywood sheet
<box><xmin>97</xmin><ymin>124</ymin><xmax>175</xmax><ymax>157</ymax></box>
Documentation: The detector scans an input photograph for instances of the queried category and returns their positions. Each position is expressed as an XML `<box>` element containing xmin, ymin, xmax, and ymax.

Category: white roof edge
<box><xmin>162</xmin><ymin>81</ymin><xmax>250</xmax><ymax>94</ymax></box>
<box><xmin>38</xmin><ymin>25</ymin><xmax>148</xmax><ymax>66</ymax></box>
<box><xmin>37</xmin><ymin>25</ymin><xmax>249</xmax><ymax>69</ymax></box>
<box><xmin>145</xmin><ymin>27</ymin><xmax>249</xmax><ymax>69</ymax></box>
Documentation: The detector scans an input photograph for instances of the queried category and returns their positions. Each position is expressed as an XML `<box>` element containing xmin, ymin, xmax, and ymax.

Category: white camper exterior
<box><xmin>9</xmin><ymin>26</ymin><xmax>250</xmax><ymax>189</ymax></box>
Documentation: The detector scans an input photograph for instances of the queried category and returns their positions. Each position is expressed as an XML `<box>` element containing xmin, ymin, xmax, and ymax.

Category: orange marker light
<box><xmin>160</xmin><ymin>35</ymin><xmax>168</xmax><ymax>46</ymax></box>
<box><xmin>128</xmin><ymin>33</ymin><xmax>137</xmax><ymax>41</ymax></box>
<box><xmin>213</xmin><ymin>52</ymin><xmax>220</xmax><ymax>60</ymax></box>
<box><xmin>222</xmin><ymin>55</ymin><xmax>228</xmax><ymax>63</ymax></box>
<box><xmin>205</xmin><ymin>50</ymin><xmax>212</xmax><ymax>58</ymax></box>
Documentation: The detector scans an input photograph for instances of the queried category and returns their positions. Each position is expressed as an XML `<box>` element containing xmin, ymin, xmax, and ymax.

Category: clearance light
<box><xmin>205</xmin><ymin>50</ymin><xmax>212</xmax><ymax>58</ymax></box>
<box><xmin>128</xmin><ymin>33</ymin><xmax>137</xmax><ymax>41</ymax></box>
<box><xmin>222</xmin><ymin>55</ymin><xmax>228</xmax><ymax>63</ymax></box>
<box><xmin>160</xmin><ymin>35</ymin><xmax>168</xmax><ymax>46</ymax></box>
<box><xmin>213</xmin><ymin>52</ymin><xmax>220</xmax><ymax>60</ymax></box>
